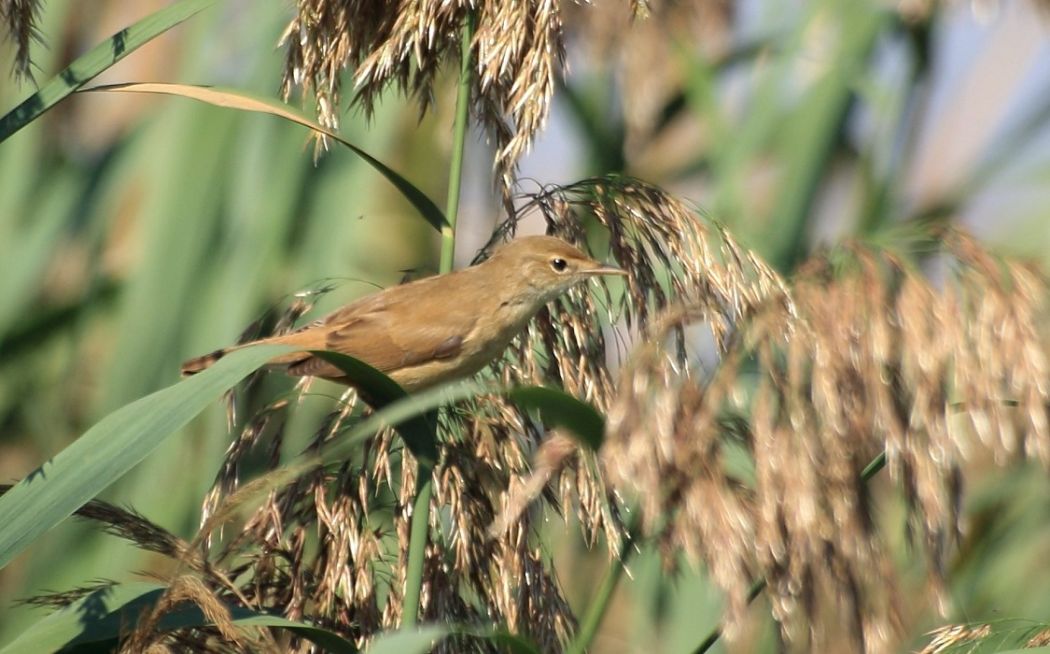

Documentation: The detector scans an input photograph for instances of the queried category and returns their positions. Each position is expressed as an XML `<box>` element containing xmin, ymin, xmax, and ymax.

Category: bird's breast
<box><xmin>389</xmin><ymin>301</ymin><xmax>538</xmax><ymax>391</ymax></box>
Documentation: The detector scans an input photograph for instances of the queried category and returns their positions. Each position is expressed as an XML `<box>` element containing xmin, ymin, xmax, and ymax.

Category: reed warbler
<box><xmin>181</xmin><ymin>235</ymin><xmax>625</xmax><ymax>390</ymax></box>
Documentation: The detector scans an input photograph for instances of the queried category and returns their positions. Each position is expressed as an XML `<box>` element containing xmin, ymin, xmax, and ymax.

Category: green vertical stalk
<box><xmin>402</xmin><ymin>11</ymin><xmax>475</xmax><ymax>628</ymax></box>
<box><xmin>763</xmin><ymin>4</ymin><xmax>886</xmax><ymax>273</ymax></box>
<box><xmin>401</xmin><ymin>461</ymin><xmax>434</xmax><ymax>628</ymax></box>
<box><xmin>566</xmin><ymin>514</ymin><xmax>642</xmax><ymax>654</ymax></box>
<box><xmin>439</xmin><ymin>11</ymin><xmax>476</xmax><ymax>275</ymax></box>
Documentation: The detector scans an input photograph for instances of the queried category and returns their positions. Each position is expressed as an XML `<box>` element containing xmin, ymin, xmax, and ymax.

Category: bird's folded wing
<box><xmin>285</xmin><ymin>294</ymin><xmax>476</xmax><ymax>379</ymax></box>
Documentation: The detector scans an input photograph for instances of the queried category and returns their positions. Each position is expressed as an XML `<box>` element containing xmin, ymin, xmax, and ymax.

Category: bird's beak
<box><xmin>584</xmin><ymin>263</ymin><xmax>629</xmax><ymax>277</ymax></box>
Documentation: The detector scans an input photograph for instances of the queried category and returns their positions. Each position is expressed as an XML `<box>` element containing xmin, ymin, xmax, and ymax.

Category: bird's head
<box><xmin>485</xmin><ymin>235</ymin><xmax>627</xmax><ymax>306</ymax></box>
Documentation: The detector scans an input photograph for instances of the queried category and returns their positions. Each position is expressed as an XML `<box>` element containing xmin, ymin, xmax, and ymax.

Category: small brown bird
<box><xmin>181</xmin><ymin>235</ymin><xmax>625</xmax><ymax>391</ymax></box>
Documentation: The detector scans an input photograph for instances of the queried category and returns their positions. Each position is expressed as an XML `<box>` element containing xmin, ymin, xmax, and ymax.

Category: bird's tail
<box><xmin>180</xmin><ymin>347</ymin><xmax>234</xmax><ymax>376</ymax></box>
<box><xmin>181</xmin><ymin>328</ymin><xmax>318</xmax><ymax>377</ymax></box>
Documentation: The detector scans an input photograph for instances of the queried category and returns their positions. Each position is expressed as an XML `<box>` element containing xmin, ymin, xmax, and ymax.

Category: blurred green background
<box><xmin>1</xmin><ymin>1</ymin><xmax>1049</xmax><ymax>651</ymax></box>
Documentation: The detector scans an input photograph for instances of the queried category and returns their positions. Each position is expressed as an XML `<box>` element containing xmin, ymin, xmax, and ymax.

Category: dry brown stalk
<box><xmin>481</xmin><ymin>178</ymin><xmax>774</xmax><ymax>557</ymax></box>
<box><xmin>18</xmin><ymin>580</ymin><xmax>120</xmax><ymax>610</ymax></box>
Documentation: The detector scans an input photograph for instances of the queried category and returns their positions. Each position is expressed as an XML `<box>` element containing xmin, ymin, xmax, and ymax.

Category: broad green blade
<box><xmin>764</xmin><ymin>3</ymin><xmax>887</xmax><ymax>271</ymax></box>
<box><xmin>310</xmin><ymin>351</ymin><xmax>440</xmax><ymax>465</ymax></box>
<box><xmin>244</xmin><ymin>380</ymin><xmax>491</xmax><ymax>485</ymax></box>
<box><xmin>365</xmin><ymin>626</ymin><xmax>448</xmax><ymax>654</ymax></box>
<box><xmin>476</xmin><ymin>631</ymin><xmax>542</xmax><ymax>654</ymax></box>
<box><xmin>364</xmin><ymin>626</ymin><xmax>540</xmax><ymax>654</ymax></box>
<box><xmin>0</xmin><ymin>345</ymin><xmax>288</xmax><ymax>571</ymax></box>
<box><xmin>508</xmin><ymin>386</ymin><xmax>605</xmax><ymax>450</ymax></box>
<box><xmin>0</xmin><ymin>0</ymin><xmax>219</xmax><ymax>142</ymax></box>
<box><xmin>1</xmin><ymin>582</ymin><xmax>543</xmax><ymax>654</ymax></box>
<box><xmin>338</xmin><ymin>380</ymin><xmax>493</xmax><ymax>446</ymax></box>
<box><xmin>299</xmin><ymin>379</ymin><xmax>490</xmax><ymax>470</ymax></box>
<box><xmin>81</xmin><ymin>83</ymin><xmax>448</xmax><ymax>233</ymax></box>
<box><xmin>0</xmin><ymin>582</ymin><xmax>358</xmax><ymax>653</ymax></box>
<box><xmin>0</xmin><ymin>170</ymin><xmax>76</xmax><ymax>336</ymax></box>
<box><xmin>97</xmin><ymin>102</ymin><xmax>240</xmax><ymax>410</ymax></box>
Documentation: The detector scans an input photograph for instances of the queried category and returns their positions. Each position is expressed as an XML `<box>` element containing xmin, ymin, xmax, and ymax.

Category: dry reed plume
<box><xmin>605</xmin><ymin>226</ymin><xmax>1050</xmax><ymax>652</ymax></box>
<box><xmin>913</xmin><ymin>619</ymin><xmax>1050</xmax><ymax>653</ymax></box>
<box><xmin>562</xmin><ymin>0</ymin><xmax>734</xmax><ymax>166</ymax></box>
<box><xmin>280</xmin><ymin>1</ymin><xmax>653</xmax><ymax>197</ymax></box>
<box><xmin>0</xmin><ymin>0</ymin><xmax>42</xmax><ymax>81</ymax></box>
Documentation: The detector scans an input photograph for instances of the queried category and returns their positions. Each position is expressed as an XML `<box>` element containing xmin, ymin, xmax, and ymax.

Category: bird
<box><xmin>180</xmin><ymin>235</ymin><xmax>626</xmax><ymax>391</ymax></box>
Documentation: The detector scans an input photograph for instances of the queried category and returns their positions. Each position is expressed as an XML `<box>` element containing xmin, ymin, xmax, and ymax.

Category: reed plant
<box><xmin>1</xmin><ymin>1</ymin><xmax>1049</xmax><ymax>653</ymax></box>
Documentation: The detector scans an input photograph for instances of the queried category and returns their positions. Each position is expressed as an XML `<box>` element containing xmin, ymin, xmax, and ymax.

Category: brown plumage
<box><xmin>180</xmin><ymin>235</ymin><xmax>625</xmax><ymax>391</ymax></box>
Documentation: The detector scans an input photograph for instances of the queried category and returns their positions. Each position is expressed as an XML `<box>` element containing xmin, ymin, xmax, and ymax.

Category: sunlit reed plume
<box><xmin>606</xmin><ymin>230</ymin><xmax>1050</xmax><ymax>652</ymax></box>
<box><xmin>916</xmin><ymin>622</ymin><xmax>992</xmax><ymax>654</ymax></box>
<box><xmin>280</xmin><ymin>1</ymin><xmax>646</xmax><ymax>196</ymax></box>
<box><xmin>0</xmin><ymin>0</ymin><xmax>41</xmax><ymax>81</ymax></box>
<box><xmin>564</xmin><ymin>0</ymin><xmax>733</xmax><ymax>164</ymax></box>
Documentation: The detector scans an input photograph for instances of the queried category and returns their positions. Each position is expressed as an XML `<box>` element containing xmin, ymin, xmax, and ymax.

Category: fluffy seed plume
<box><xmin>604</xmin><ymin>229</ymin><xmax>1050</xmax><ymax>652</ymax></box>
<box><xmin>564</xmin><ymin>0</ymin><xmax>733</xmax><ymax>163</ymax></box>
<box><xmin>282</xmin><ymin>2</ymin><xmax>636</xmax><ymax>195</ymax></box>
<box><xmin>481</xmin><ymin>177</ymin><xmax>778</xmax><ymax>555</ymax></box>
<box><xmin>916</xmin><ymin>623</ymin><xmax>992</xmax><ymax>654</ymax></box>
<box><xmin>0</xmin><ymin>0</ymin><xmax>43</xmax><ymax>81</ymax></box>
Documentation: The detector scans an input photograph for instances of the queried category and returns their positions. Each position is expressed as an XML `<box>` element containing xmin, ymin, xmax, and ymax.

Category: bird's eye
<box><xmin>550</xmin><ymin>258</ymin><xmax>568</xmax><ymax>272</ymax></box>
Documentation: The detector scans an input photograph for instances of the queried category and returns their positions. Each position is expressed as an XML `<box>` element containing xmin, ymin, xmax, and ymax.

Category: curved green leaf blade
<box><xmin>0</xmin><ymin>582</ymin><xmax>358</xmax><ymax>654</ymax></box>
<box><xmin>309</xmin><ymin>351</ymin><xmax>439</xmax><ymax>465</ymax></box>
<box><xmin>365</xmin><ymin>626</ymin><xmax>448</xmax><ymax>654</ymax></box>
<box><xmin>337</xmin><ymin>380</ymin><xmax>491</xmax><ymax>451</ymax></box>
<box><xmin>0</xmin><ymin>0</ymin><xmax>218</xmax><ymax>142</ymax></box>
<box><xmin>0</xmin><ymin>345</ymin><xmax>288</xmax><ymax>571</ymax></box>
<box><xmin>363</xmin><ymin>626</ymin><xmax>541</xmax><ymax>654</ymax></box>
<box><xmin>80</xmin><ymin>83</ymin><xmax>448</xmax><ymax>233</ymax></box>
<box><xmin>309</xmin><ymin>350</ymin><xmax>409</xmax><ymax>406</ymax></box>
<box><xmin>278</xmin><ymin>380</ymin><xmax>492</xmax><ymax>474</ymax></box>
<box><xmin>507</xmin><ymin>386</ymin><xmax>605</xmax><ymax>450</ymax></box>
<box><xmin>471</xmin><ymin>630</ymin><xmax>542</xmax><ymax>654</ymax></box>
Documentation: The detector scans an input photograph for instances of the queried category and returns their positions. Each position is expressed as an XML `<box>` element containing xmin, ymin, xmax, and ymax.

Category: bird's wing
<box><xmin>284</xmin><ymin>280</ymin><xmax>477</xmax><ymax>379</ymax></box>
